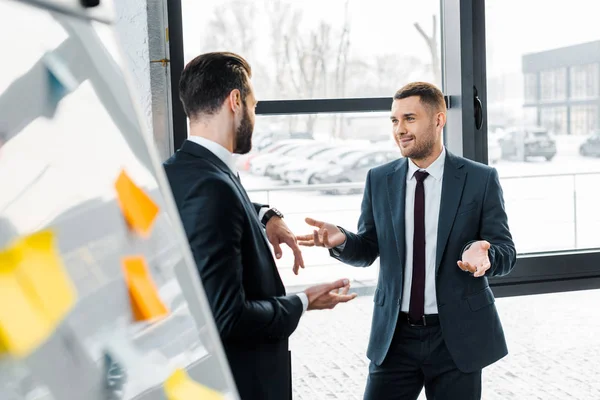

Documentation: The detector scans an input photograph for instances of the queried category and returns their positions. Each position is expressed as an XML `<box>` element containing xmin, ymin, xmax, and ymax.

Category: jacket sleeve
<box><xmin>329</xmin><ymin>169</ymin><xmax>380</xmax><ymax>267</ymax></box>
<box><xmin>480</xmin><ymin>168</ymin><xmax>517</xmax><ymax>277</ymax></box>
<box><xmin>180</xmin><ymin>178</ymin><xmax>303</xmax><ymax>343</ymax></box>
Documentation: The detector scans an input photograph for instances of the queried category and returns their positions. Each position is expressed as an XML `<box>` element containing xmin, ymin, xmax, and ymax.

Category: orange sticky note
<box><xmin>115</xmin><ymin>169</ymin><xmax>159</xmax><ymax>237</ymax></box>
<box><xmin>122</xmin><ymin>256</ymin><xmax>169</xmax><ymax>321</ymax></box>
<box><xmin>164</xmin><ymin>368</ymin><xmax>224</xmax><ymax>400</ymax></box>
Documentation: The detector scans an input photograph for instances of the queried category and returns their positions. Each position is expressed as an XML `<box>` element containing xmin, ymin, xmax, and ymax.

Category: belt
<box><xmin>400</xmin><ymin>312</ymin><xmax>440</xmax><ymax>327</ymax></box>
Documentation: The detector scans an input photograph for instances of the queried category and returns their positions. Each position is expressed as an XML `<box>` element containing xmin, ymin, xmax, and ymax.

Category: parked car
<box><xmin>283</xmin><ymin>146</ymin><xmax>363</xmax><ymax>185</ymax></box>
<box><xmin>579</xmin><ymin>130</ymin><xmax>600</xmax><ymax>157</ymax></box>
<box><xmin>265</xmin><ymin>143</ymin><xmax>336</xmax><ymax>180</ymax></box>
<box><xmin>310</xmin><ymin>149</ymin><xmax>401</xmax><ymax>194</ymax></box>
<box><xmin>249</xmin><ymin>140</ymin><xmax>315</xmax><ymax>175</ymax></box>
<box><xmin>499</xmin><ymin>127</ymin><xmax>556</xmax><ymax>161</ymax></box>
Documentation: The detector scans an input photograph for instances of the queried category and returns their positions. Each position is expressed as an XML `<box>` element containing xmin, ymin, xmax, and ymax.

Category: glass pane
<box><xmin>485</xmin><ymin>0</ymin><xmax>600</xmax><ymax>253</ymax></box>
<box><xmin>181</xmin><ymin>0</ymin><xmax>441</xmax><ymax>100</ymax></box>
<box><xmin>242</xmin><ymin>112</ymin><xmax>397</xmax><ymax>286</ymax></box>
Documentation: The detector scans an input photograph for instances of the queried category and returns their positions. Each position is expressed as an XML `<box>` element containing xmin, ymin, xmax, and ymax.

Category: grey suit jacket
<box><xmin>331</xmin><ymin>150</ymin><xmax>516</xmax><ymax>372</ymax></box>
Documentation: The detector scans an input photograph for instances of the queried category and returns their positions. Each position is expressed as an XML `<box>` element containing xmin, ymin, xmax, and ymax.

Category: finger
<box><xmin>322</xmin><ymin>229</ymin><xmax>330</xmax><ymax>248</ymax></box>
<box><xmin>322</xmin><ymin>278</ymin><xmax>350</xmax><ymax>294</ymax></box>
<box><xmin>295</xmin><ymin>234</ymin><xmax>314</xmax><ymax>241</ymax></box>
<box><xmin>465</xmin><ymin>262</ymin><xmax>477</xmax><ymax>273</ymax></box>
<box><xmin>297</xmin><ymin>240</ymin><xmax>314</xmax><ymax>247</ymax></box>
<box><xmin>272</xmin><ymin>242</ymin><xmax>282</xmax><ymax>259</ymax></box>
<box><xmin>474</xmin><ymin>262</ymin><xmax>490</xmax><ymax>278</ymax></box>
<box><xmin>458</xmin><ymin>261</ymin><xmax>476</xmax><ymax>273</ymax></box>
<box><xmin>313</xmin><ymin>230</ymin><xmax>323</xmax><ymax>247</ymax></box>
<box><xmin>305</xmin><ymin>217</ymin><xmax>325</xmax><ymax>228</ymax></box>
<box><xmin>292</xmin><ymin>248</ymin><xmax>305</xmax><ymax>274</ymax></box>
<box><xmin>480</xmin><ymin>240</ymin><xmax>491</xmax><ymax>250</ymax></box>
<box><xmin>340</xmin><ymin>284</ymin><xmax>350</xmax><ymax>295</ymax></box>
<box><xmin>333</xmin><ymin>293</ymin><xmax>358</xmax><ymax>303</ymax></box>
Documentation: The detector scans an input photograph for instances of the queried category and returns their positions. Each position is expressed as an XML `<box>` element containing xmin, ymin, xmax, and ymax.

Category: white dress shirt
<box><xmin>401</xmin><ymin>148</ymin><xmax>446</xmax><ymax>314</ymax></box>
<box><xmin>186</xmin><ymin>136</ymin><xmax>309</xmax><ymax>312</ymax></box>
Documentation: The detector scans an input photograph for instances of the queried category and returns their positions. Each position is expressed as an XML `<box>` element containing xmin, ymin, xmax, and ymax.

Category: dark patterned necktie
<box><xmin>409</xmin><ymin>170</ymin><xmax>429</xmax><ymax>323</ymax></box>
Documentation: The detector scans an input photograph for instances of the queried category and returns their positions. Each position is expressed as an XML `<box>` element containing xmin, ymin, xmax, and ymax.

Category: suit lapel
<box><xmin>387</xmin><ymin>159</ymin><xmax>408</xmax><ymax>267</ymax></box>
<box><xmin>435</xmin><ymin>151</ymin><xmax>467</xmax><ymax>272</ymax></box>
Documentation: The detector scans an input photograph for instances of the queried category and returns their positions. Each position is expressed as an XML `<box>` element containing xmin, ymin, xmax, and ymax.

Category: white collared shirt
<box><xmin>187</xmin><ymin>135</ymin><xmax>238</xmax><ymax>176</ymax></box>
<box><xmin>401</xmin><ymin>147</ymin><xmax>446</xmax><ymax>314</ymax></box>
<box><xmin>185</xmin><ymin>136</ymin><xmax>309</xmax><ymax>313</ymax></box>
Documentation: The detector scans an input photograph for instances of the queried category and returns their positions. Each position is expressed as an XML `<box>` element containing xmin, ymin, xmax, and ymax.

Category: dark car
<box><xmin>579</xmin><ymin>130</ymin><xmax>600</xmax><ymax>157</ymax></box>
<box><xmin>499</xmin><ymin>127</ymin><xmax>556</xmax><ymax>161</ymax></box>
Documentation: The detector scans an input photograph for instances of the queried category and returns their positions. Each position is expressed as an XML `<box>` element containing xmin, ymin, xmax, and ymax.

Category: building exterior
<box><xmin>522</xmin><ymin>40</ymin><xmax>600</xmax><ymax>135</ymax></box>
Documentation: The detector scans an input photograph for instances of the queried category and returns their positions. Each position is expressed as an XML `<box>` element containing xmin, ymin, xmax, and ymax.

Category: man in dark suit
<box><xmin>163</xmin><ymin>52</ymin><xmax>356</xmax><ymax>400</ymax></box>
<box><xmin>298</xmin><ymin>82</ymin><xmax>516</xmax><ymax>399</ymax></box>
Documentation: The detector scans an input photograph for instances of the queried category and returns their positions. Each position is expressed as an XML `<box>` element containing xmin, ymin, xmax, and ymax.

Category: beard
<box><xmin>233</xmin><ymin>105</ymin><xmax>254</xmax><ymax>155</ymax></box>
<box><xmin>399</xmin><ymin>124</ymin><xmax>437</xmax><ymax>161</ymax></box>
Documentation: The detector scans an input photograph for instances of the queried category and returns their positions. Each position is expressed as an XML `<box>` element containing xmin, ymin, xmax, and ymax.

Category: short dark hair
<box><xmin>179</xmin><ymin>52</ymin><xmax>252</xmax><ymax>119</ymax></box>
<box><xmin>394</xmin><ymin>82</ymin><xmax>446</xmax><ymax>113</ymax></box>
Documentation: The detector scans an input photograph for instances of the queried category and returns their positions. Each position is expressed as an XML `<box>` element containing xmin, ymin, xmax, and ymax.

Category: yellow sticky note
<box><xmin>122</xmin><ymin>256</ymin><xmax>169</xmax><ymax>322</ymax></box>
<box><xmin>164</xmin><ymin>368</ymin><xmax>224</xmax><ymax>400</ymax></box>
<box><xmin>0</xmin><ymin>268</ymin><xmax>53</xmax><ymax>357</ymax></box>
<box><xmin>18</xmin><ymin>230</ymin><xmax>76</xmax><ymax>323</ymax></box>
<box><xmin>0</xmin><ymin>230</ymin><xmax>75</xmax><ymax>358</ymax></box>
<box><xmin>115</xmin><ymin>169</ymin><xmax>159</xmax><ymax>237</ymax></box>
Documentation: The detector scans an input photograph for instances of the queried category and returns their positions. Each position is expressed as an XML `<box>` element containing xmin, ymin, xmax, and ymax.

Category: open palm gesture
<box><xmin>457</xmin><ymin>240</ymin><xmax>491</xmax><ymax>278</ymax></box>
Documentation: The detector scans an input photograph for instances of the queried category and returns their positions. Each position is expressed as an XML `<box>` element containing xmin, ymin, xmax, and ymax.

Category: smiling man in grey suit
<box><xmin>298</xmin><ymin>82</ymin><xmax>517</xmax><ymax>399</ymax></box>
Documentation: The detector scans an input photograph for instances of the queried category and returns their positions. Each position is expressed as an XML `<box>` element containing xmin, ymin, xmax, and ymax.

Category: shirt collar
<box><xmin>407</xmin><ymin>147</ymin><xmax>446</xmax><ymax>181</ymax></box>
<box><xmin>187</xmin><ymin>136</ymin><xmax>238</xmax><ymax>176</ymax></box>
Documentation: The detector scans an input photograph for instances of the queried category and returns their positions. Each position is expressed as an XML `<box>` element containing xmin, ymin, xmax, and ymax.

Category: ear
<box><xmin>227</xmin><ymin>89</ymin><xmax>243</xmax><ymax>113</ymax></box>
<box><xmin>436</xmin><ymin>112</ymin><xmax>447</xmax><ymax>128</ymax></box>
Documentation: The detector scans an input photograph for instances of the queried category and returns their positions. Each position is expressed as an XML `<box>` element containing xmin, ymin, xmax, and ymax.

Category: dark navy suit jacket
<box><xmin>331</xmin><ymin>150</ymin><xmax>516</xmax><ymax>372</ymax></box>
<box><xmin>164</xmin><ymin>140</ymin><xmax>303</xmax><ymax>399</ymax></box>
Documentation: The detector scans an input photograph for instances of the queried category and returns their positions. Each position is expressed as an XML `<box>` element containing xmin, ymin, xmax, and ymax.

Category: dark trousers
<box><xmin>364</xmin><ymin>316</ymin><xmax>481</xmax><ymax>400</ymax></box>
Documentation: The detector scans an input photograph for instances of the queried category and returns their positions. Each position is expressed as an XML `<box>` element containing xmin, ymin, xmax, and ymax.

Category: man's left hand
<box><xmin>266</xmin><ymin>216</ymin><xmax>305</xmax><ymax>275</ymax></box>
<box><xmin>458</xmin><ymin>240</ymin><xmax>491</xmax><ymax>278</ymax></box>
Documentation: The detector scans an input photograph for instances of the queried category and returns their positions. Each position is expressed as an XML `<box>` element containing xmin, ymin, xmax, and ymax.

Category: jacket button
<box><xmin>397</xmin><ymin>298</ymin><xmax>401</xmax><ymax>306</ymax></box>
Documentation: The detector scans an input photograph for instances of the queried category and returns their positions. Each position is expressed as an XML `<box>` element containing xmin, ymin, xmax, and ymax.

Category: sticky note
<box><xmin>122</xmin><ymin>256</ymin><xmax>169</xmax><ymax>322</ymax></box>
<box><xmin>115</xmin><ymin>169</ymin><xmax>159</xmax><ymax>237</ymax></box>
<box><xmin>0</xmin><ymin>270</ymin><xmax>53</xmax><ymax>357</ymax></box>
<box><xmin>164</xmin><ymin>368</ymin><xmax>224</xmax><ymax>400</ymax></box>
<box><xmin>18</xmin><ymin>230</ymin><xmax>76</xmax><ymax>323</ymax></box>
<box><xmin>0</xmin><ymin>230</ymin><xmax>75</xmax><ymax>358</ymax></box>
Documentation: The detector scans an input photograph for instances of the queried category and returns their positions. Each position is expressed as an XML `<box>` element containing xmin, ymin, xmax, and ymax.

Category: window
<box><xmin>540</xmin><ymin>68</ymin><xmax>567</xmax><ymax>102</ymax></box>
<box><xmin>181</xmin><ymin>0</ymin><xmax>441</xmax><ymax>100</ymax></box>
<box><xmin>570</xmin><ymin>63</ymin><xmax>599</xmax><ymax>99</ymax></box>
<box><xmin>486</xmin><ymin>0</ymin><xmax>600</xmax><ymax>255</ymax></box>
<box><xmin>524</xmin><ymin>73</ymin><xmax>538</xmax><ymax>103</ymax></box>
<box><xmin>539</xmin><ymin>106</ymin><xmax>568</xmax><ymax>135</ymax></box>
<box><xmin>571</xmin><ymin>105</ymin><xmax>598</xmax><ymax>136</ymax></box>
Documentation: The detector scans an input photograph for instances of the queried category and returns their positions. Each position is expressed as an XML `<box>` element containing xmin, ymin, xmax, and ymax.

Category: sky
<box><xmin>182</xmin><ymin>0</ymin><xmax>600</xmax><ymax>77</ymax></box>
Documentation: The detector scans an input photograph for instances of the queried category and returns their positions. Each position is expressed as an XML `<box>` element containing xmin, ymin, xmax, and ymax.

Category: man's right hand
<box><xmin>304</xmin><ymin>278</ymin><xmax>357</xmax><ymax>310</ymax></box>
<box><xmin>296</xmin><ymin>217</ymin><xmax>346</xmax><ymax>249</ymax></box>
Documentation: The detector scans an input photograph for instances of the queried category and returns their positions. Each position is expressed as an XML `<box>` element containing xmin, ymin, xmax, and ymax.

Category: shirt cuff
<box><xmin>330</xmin><ymin>237</ymin><xmax>347</xmax><ymax>256</ymax></box>
<box><xmin>296</xmin><ymin>292</ymin><xmax>309</xmax><ymax>314</ymax></box>
<box><xmin>258</xmin><ymin>206</ymin><xmax>269</xmax><ymax>224</ymax></box>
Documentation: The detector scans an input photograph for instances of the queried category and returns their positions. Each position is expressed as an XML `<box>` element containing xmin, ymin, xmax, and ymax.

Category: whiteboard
<box><xmin>0</xmin><ymin>1</ymin><xmax>239</xmax><ymax>399</ymax></box>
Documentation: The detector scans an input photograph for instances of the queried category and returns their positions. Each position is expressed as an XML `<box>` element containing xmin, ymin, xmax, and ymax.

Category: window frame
<box><xmin>166</xmin><ymin>0</ymin><xmax>600</xmax><ymax>297</ymax></box>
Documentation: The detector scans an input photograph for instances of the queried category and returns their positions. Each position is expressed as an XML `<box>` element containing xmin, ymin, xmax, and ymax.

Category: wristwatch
<box><xmin>261</xmin><ymin>207</ymin><xmax>284</xmax><ymax>225</ymax></box>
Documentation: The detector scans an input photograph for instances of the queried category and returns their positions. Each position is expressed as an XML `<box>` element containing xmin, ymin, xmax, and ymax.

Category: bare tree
<box><xmin>204</xmin><ymin>1</ymin><xmax>257</xmax><ymax>58</ymax></box>
<box><xmin>414</xmin><ymin>15</ymin><xmax>441</xmax><ymax>87</ymax></box>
